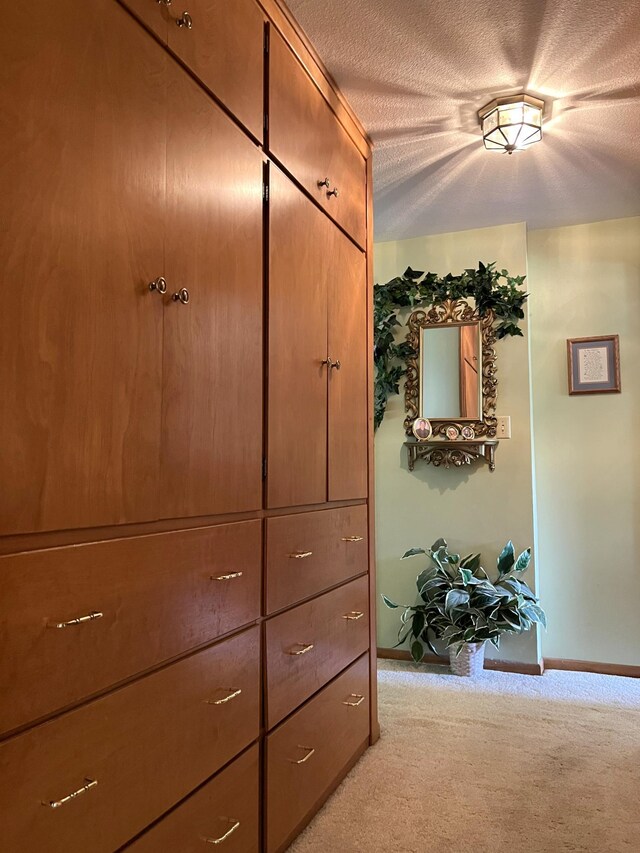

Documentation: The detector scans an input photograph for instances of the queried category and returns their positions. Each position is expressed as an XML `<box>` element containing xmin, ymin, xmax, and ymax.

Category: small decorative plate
<box><xmin>461</xmin><ymin>425</ymin><xmax>475</xmax><ymax>440</ymax></box>
<box><xmin>445</xmin><ymin>424</ymin><xmax>460</xmax><ymax>440</ymax></box>
<box><xmin>412</xmin><ymin>417</ymin><xmax>433</xmax><ymax>442</ymax></box>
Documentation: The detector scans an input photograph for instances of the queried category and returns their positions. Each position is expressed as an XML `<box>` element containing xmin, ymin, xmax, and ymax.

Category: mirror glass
<box><xmin>420</xmin><ymin>323</ymin><xmax>482</xmax><ymax>420</ymax></box>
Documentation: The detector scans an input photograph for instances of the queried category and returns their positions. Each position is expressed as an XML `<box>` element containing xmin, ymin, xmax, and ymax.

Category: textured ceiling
<box><xmin>286</xmin><ymin>0</ymin><xmax>640</xmax><ymax>241</ymax></box>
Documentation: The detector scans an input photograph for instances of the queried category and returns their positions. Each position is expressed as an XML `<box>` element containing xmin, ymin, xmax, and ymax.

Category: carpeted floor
<box><xmin>289</xmin><ymin>660</ymin><xmax>640</xmax><ymax>852</ymax></box>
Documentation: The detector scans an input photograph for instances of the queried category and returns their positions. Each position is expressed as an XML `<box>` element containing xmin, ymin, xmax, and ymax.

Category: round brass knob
<box><xmin>327</xmin><ymin>187</ymin><xmax>339</xmax><ymax>198</ymax></box>
<box><xmin>172</xmin><ymin>288</ymin><xmax>190</xmax><ymax>304</ymax></box>
<box><xmin>157</xmin><ymin>0</ymin><xmax>171</xmax><ymax>6</ymax></box>
<box><xmin>176</xmin><ymin>11</ymin><xmax>192</xmax><ymax>28</ymax></box>
<box><xmin>330</xmin><ymin>359</ymin><xmax>341</xmax><ymax>370</ymax></box>
<box><xmin>317</xmin><ymin>178</ymin><xmax>330</xmax><ymax>188</ymax></box>
<box><xmin>148</xmin><ymin>276</ymin><xmax>167</xmax><ymax>295</ymax></box>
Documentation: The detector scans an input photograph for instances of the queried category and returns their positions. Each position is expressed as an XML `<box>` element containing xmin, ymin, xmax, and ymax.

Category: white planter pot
<box><xmin>449</xmin><ymin>641</ymin><xmax>486</xmax><ymax>676</ymax></box>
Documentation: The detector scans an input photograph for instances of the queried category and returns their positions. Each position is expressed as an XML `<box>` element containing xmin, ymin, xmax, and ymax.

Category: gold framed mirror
<box><xmin>404</xmin><ymin>299</ymin><xmax>498</xmax><ymax>438</ymax></box>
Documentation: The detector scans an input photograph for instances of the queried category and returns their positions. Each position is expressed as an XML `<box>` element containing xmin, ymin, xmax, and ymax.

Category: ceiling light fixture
<box><xmin>478</xmin><ymin>94</ymin><xmax>545</xmax><ymax>154</ymax></box>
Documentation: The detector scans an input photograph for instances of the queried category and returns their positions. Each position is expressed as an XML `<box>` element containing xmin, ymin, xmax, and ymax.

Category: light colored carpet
<box><xmin>289</xmin><ymin>660</ymin><xmax>640</xmax><ymax>852</ymax></box>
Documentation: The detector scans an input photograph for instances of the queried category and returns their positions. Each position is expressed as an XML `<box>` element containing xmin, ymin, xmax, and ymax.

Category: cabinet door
<box><xmin>269</xmin><ymin>28</ymin><xmax>367</xmax><ymax>248</ymax></box>
<box><xmin>328</xmin><ymin>238</ymin><xmax>368</xmax><ymax>500</ymax></box>
<box><xmin>160</xmin><ymin>65</ymin><xmax>263</xmax><ymax>518</ymax></box>
<box><xmin>168</xmin><ymin>0</ymin><xmax>265</xmax><ymax>141</ymax></box>
<box><xmin>0</xmin><ymin>0</ymin><xmax>165</xmax><ymax>535</ymax></box>
<box><xmin>267</xmin><ymin>168</ymin><xmax>329</xmax><ymax>508</ymax></box>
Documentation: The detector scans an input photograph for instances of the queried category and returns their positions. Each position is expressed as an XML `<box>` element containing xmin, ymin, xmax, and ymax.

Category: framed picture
<box><xmin>567</xmin><ymin>335</ymin><xmax>621</xmax><ymax>395</ymax></box>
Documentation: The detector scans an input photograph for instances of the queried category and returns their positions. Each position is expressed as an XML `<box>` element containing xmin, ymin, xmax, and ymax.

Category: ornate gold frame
<box><xmin>404</xmin><ymin>299</ymin><xmax>498</xmax><ymax>438</ymax></box>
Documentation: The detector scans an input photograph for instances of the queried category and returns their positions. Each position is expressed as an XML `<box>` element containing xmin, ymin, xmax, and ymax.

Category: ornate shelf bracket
<box><xmin>404</xmin><ymin>440</ymin><xmax>498</xmax><ymax>473</ymax></box>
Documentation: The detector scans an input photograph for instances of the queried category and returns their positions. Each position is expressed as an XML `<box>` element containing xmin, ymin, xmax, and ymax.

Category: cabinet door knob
<box><xmin>330</xmin><ymin>359</ymin><xmax>341</xmax><ymax>370</ymax></box>
<box><xmin>176</xmin><ymin>11</ymin><xmax>193</xmax><ymax>28</ymax></box>
<box><xmin>172</xmin><ymin>287</ymin><xmax>190</xmax><ymax>304</ymax></box>
<box><xmin>203</xmin><ymin>820</ymin><xmax>240</xmax><ymax>845</ymax></box>
<box><xmin>149</xmin><ymin>276</ymin><xmax>167</xmax><ymax>295</ymax></box>
<box><xmin>321</xmin><ymin>357</ymin><xmax>333</xmax><ymax>368</ymax></box>
<box><xmin>157</xmin><ymin>0</ymin><xmax>171</xmax><ymax>6</ymax></box>
<box><xmin>327</xmin><ymin>187</ymin><xmax>339</xmax><ymax>198</ymax></box>
<box><xmin>317</xmin><ymin>177</ymin><xmax>330</xmax><ymax>188</ymax></box>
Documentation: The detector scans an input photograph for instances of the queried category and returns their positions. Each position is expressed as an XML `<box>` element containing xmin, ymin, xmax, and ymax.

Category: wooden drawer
<box><xmin>266</xmin><ymin>654</ymin><xmax>370</xmax><ymax>853</ymax></box>
<box><xmin>0</xmin><ymin>628</ymin><xmax>260</xmax><ymax>853</ymax></box>
<box><xmin>127</xmin><ymin>744</ymin><xmax>260</xmax><ymax>852</ymax></box>
<box><xmin>269</xmin><ymin>28</ymin><xmax>366</xmax><ymax>248</ymax></box>
<box><xmin>119</xmin><ymin>0</ymin><xmax>265</xmax><ymax>141</ymax></box>
<box><xmin>0</xmin><ymin>521</ymin><xmax>261</xmax><ymax>736</ymax></box>
<box><xmin>265</xmin><ymin>575</ymin><xmax>369</xmax><ymax>728</ymax></box>
<box><xmin>266</xmin><ymin>505</ymin><xmax>368</xmax><ymax>614</ymax></box>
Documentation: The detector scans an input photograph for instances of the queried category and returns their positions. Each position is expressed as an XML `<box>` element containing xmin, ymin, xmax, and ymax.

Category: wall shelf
<box><xmin>404</xmin><ymin>440</ymin><xmax>498</xmax><ymax>472</ymax></box>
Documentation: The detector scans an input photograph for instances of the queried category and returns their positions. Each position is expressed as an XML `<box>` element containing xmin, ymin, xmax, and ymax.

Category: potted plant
<box><xmin>382</xmin><ymin>538</ymin><xmax>546</xmax><ymax>676</ymax></box>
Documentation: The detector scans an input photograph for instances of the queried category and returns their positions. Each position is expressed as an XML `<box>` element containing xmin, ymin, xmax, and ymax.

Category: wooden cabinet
<box><xmin>167</xmin><ymin>0</ymin><xmax>266</xmax><ymax>141</ymax></box>
<box><xmin>1</xmin><ymin>1</ymin><xmax>375</xmax><ymax>851</ymax></box>
<box><xmin>0</xmin><ymin>0</ymin><xmax>166</xmax><ymax>535</ymax></box>
<box><xmin>266</xmin><ymin>505</ymin><xmax>368</xmax><ymax>614</ymax></box>
<box><xmin>119</xmin><ymin>0</ymin><xmax>265</xmax><ymax>141</ymax></box>
<box><xmin>0</xmin><ymin>0</ymin><xmax>263</xmax><ymax>535</ymax></box>
<box><xmin>268</xmin><ymin>166</ymin><xmax>368</xmax><ymax>507</ymax></box>
<box><xmin>266</xmin><ymin>654</ymin><xmax>370</xmax><ymax>853</ymax></box>
<box><xmin>0</xmin><ymin>628</ymin><xmax>260</xmax><ymax>853</ymax></box>
<box><xmin>160</xmin><ymin>61</ymin><xmax>263</xmax><ymax>519</ymax></box>
<box><xmin>128</xmin><ymin>745</ymin><xmax>260</xmax><ymax>852</ymax></box>
<box><xmin>0</xmin><ymin>521</ymin><xmax>261</xmax><ymax>736</ymax></box>
<box><xmin>269</xmin><ymin>28</ymin><xmax>367</xmax><ymax>248</ymax></box>
<box><xmin>265</xmin><ymin>575</ymin><xmax>370</xmax><ymax>728</ymax></box>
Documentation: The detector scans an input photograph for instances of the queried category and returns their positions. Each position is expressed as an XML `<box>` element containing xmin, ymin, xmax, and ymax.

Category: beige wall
<box><xmin>529</xmin><ymin>217</ymin><xmax>640</xmax><ymax>665</ymax></box>
<box><xmin>374</xmin><ymin>223</ymin><xmax>540</xmax><ymax>665</ymax></box>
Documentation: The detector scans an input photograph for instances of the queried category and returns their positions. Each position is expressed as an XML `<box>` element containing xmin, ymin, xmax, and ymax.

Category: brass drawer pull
<box><xmin>288</xmin><ymin>746</ymin><xmax>315</xmax><ymax>765</ymax></box>
<box><xmin>343</xmin><ymin>611</ymin><xmax>364</xmax><ymax>621</ymax></box>
<box><xmin>205</xmin><ymin>688</ymin><xmax>242</xmax><ymax>706</ymax></box>
<box><xmin>288</xmin><ymin>551</ymin><xmax>313</xmax><ymax>559</ymax></box>
<box><xmin>343</xmin><ymin>694</ymin><xmax>365</xmax><ymax>707</ymax></box>
<box><xmin>47</xmin><ymin>611</ymin><xmax>103</xmax><ymax>629</ymax></box>
<box><xmin>327</xmin><ymin>187</ymin><xmax>339</xmax><ymax>198</ymax></box>
<box><xmin>204</xmin><ymin>820</ymin><xmax>240</xmax><ymax>845</ymax></box>
<box><xmin>148</xmin><ymin>276</ymin><xmax>167</xmax><ymax>294</ymax></box>
<box><xmin>212</xmin><ymin>571</ymin><xmax>243</xmax><ymax>581</ymax></box>
<box><xmin>341</xmin><ymin>535</ymin><xmax>364</xmax><ymax>542</ymax></box>
<box><xmin>329</xmin><ymin>359</ymin><xmax>341</xmax><ymax>370</ymax></box>
<box><xmin>176</xmin><ymin>11</ymin><xmax>193</xmax><ymax>28</ymax></box>
<box><xmin>317</xmin><ymin>177</ymin><xmax>330</xmax><ymax>188</ymax></box>
<box><xmin>43</xmin><ymin>778</ymin><xmax>98</xmax><ymax>809</ymax></box>
<box><xmin>288</xmin><ymin>643</ymin><xmax>314</xmax><ymax>656</ymax></box>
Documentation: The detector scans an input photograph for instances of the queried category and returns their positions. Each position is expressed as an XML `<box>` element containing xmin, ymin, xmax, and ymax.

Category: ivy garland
<box><xmin>374</xmin><ymin>262</ymin><xmax>528</xmax><ymax>430</ymax></box>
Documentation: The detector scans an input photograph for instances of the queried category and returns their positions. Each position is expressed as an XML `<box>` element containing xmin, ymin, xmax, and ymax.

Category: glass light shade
<box><xmin>479</xmin><ymin>95</ymin><xmax>544</xmax><ymax>154</ymax></box>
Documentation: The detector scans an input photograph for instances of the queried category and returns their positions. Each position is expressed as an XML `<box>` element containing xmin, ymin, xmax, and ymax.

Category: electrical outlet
<box><xmin>497</xmin><ymin>416</ymin><xmax>511</xmax><ymax>439</ymax></box>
